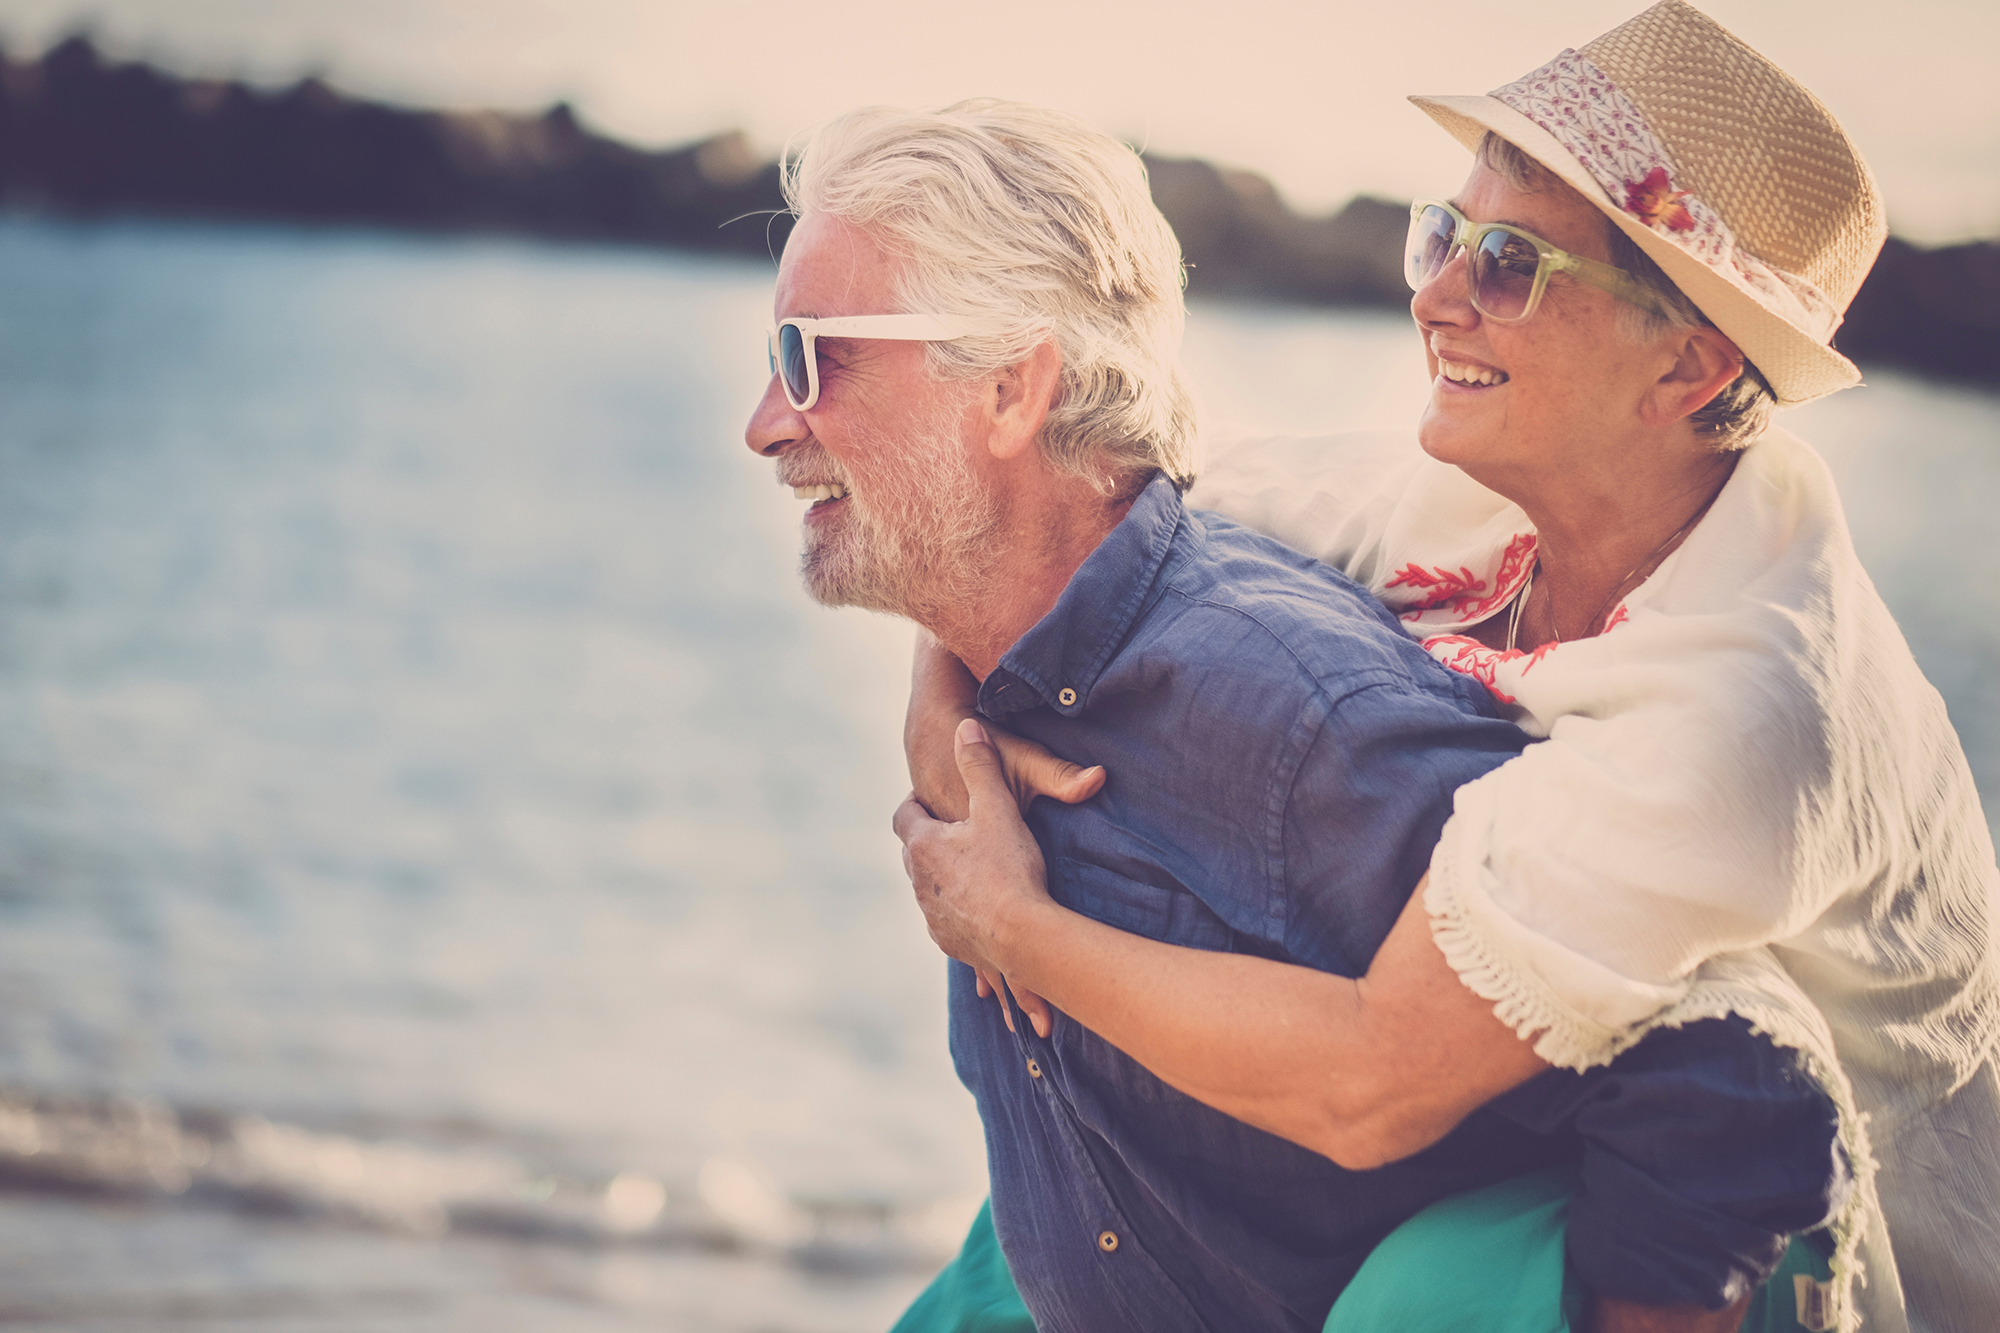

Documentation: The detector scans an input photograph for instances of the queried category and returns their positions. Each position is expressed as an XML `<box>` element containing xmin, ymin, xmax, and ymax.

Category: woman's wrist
<box><xmin>988</xmin><ymin>891</ymin><xmax>1069</xmax><ymax>996</ymax></box>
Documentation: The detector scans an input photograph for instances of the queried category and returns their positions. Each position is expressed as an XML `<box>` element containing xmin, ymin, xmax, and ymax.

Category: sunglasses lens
<box><xmin>778</xmin><ymin>323</ymin><xmax>812</xmax><ymax>406</ymax></box>
<box><xmin>1406</xmin><ymin>205</ymin><xmax>1458</xmax><ymax>291</ymax></box>
<box><xmin>1470</xmin><ymin>229</ymin><xmax>1542</xmax><ymax>320</ymax></box>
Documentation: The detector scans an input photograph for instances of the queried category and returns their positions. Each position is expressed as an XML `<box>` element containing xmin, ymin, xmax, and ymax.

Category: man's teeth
<box><xmin>1440</xmin><ymin>359</ymin><xmax>1509</xmax><ymax>386</ymax></box>
<box><xmin>791</xmin><ymin>483</ymin><xmax>850</xmax><ymax>501</ymax></box>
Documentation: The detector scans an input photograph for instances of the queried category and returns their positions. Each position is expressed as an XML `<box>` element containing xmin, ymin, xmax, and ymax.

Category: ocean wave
<box><xmin>0</xmin><ymin>1089</ymin><xmax>972</xmax><ymax>1277</ymax></box>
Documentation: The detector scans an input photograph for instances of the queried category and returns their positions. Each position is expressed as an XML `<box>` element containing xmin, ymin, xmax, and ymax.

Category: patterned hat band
<box><xmin>1490</xmin><ymin>50</ymin><xmax>1840</xmax><ymax>341</ymax></box>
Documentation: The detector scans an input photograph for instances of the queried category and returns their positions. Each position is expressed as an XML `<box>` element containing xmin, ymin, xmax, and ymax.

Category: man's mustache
<box><xmin>775</xmin><ymin>445</ymin><xmax>854</xmax><ymax>491</ymax></box>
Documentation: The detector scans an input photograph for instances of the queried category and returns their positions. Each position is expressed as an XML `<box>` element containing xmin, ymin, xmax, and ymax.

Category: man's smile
<box><xmin>792</xmin><ymin>481</ymin><xmax>851</xmax><ymax>503</ymax></box>
<box><xmin>791</xmin><ymin>481</ymin><xmax>851</xmax><ymax>520</ymax></box>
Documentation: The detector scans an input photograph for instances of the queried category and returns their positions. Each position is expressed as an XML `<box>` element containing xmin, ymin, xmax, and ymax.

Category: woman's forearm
<box><xmin>899</xmin><ymin>719</ymin><xmax>1546</xmax><ymax>1167</ymax></box>
<box><xmin>995</xmin><ymin>894</ymin><xmax>1386</xmax><ymax>1160</ymax></box>
<box><xmin>991</xmin><ymin>878</ymin><xmax>1548</xmax><ymax>1169</ymax></box>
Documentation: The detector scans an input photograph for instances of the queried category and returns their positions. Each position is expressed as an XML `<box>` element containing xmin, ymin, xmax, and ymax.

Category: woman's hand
<box><xmin>905</xmin><ymin>632</ymin><xmax>1103</xmax><ymax>822</ymax></box>
<box><xmin>895</xmin><ymin>718</ymin><xmax>1077</xmax><ymax>1038</ymax></box>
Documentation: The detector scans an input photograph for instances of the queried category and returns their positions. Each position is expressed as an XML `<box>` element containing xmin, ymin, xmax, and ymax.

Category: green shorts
<box><xmin>893</xmin><ymin>1175</ymin><xmax>1835</xmax><ymax>1333</ymax></box>
<box><xmin>1325</xmin><ymin>1166</ymin><xmax>1835</xmax><ymax>1333</ymax></box>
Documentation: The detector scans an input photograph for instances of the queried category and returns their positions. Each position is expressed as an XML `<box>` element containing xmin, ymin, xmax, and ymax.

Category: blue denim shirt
<box><xmin>952</xmin><ymin>476</ymin><xmax>1840</xmax><ymax>1332</ymax></box>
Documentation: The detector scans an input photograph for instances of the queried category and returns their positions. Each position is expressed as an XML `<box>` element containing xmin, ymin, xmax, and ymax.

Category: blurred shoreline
<box><xmin>1</xmin><ymin>36</ymin><xmax>1992</xmax><ymax>390</ymax></box>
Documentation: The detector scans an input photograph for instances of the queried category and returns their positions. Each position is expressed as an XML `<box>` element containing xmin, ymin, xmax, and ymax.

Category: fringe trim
<box><xmin>1644</xmin><ymin>982</ymin><xmax>1884</xmax><ymax>1333</ymax></box>
<box><xmin>1424</xmin><ymin>855</ymin><xmax>1891</xmax><ymax>1333</ymax></box>
<box><xmin>1421</xmin><ymin>858</ymin><xmax>1643</xmax><ymax>1073</ymax></box>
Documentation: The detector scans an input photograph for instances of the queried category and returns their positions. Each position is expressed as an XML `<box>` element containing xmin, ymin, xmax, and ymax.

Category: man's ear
<box><xmin>983</xmin><ymin>340</ymin><xmax>1062</xmax><ymax>463</ymax></box>
<box><xmin>1640</xmin><ymin>324</ymin><xmax>1745</xmax><ymax>429</ymax></box>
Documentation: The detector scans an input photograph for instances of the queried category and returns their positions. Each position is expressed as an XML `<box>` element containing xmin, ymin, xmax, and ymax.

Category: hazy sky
<box><xmin>3</xmin><ymin>0</ymin><xmax>1994</xmax><ymax>242</ymax></box>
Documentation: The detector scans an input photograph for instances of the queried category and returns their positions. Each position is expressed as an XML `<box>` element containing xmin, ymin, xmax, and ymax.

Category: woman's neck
<box><xmin>1472</xmin><ymin>443</ymin><xmax>1740</xmax><ymax>651</ymax></box>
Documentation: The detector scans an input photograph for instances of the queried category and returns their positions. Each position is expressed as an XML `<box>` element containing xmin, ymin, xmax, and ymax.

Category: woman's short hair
<box><xmin>1475</xmin><ymin>133</ymin><xmax>1775</xmax><ymax>452</ymax></box>
<box><xmin>785</xmin><ymin>101</ymin><xmax>1197</xmax><ymax>495</ymax></box>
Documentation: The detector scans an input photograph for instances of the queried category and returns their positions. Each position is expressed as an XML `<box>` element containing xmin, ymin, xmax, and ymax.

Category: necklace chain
<box><xmin>1505</xmin><ymin>496</ymin><xmax>1718</xmax><ymax>653</ymax></box>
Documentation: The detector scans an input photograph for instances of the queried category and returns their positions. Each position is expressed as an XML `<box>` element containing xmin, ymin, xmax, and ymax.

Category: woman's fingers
<box><xmin>979</xmin><ymin>967</ymin><xmax>1016</xmax><ymax>1033</ymax></box>
<box><xmin>976</xmin><ymin>967</ymin><xmax>1045</xmax><ymax>1039</ymax></box>
<box><xmin>989</xmin><ymin>727</ymin><xmax>1106</xmax><ymax>813</ymax></box>
<box><xmin>1008</xmin><ymin>980</ymin><xmax>1053</xmax><ymax>1039</ymax></box>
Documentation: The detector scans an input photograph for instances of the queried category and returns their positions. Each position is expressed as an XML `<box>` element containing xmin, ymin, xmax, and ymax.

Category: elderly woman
<box><xmin>893</xmin><ymin>4</ymin><xmax>1998</xmax><ymax>1332</ymax></box>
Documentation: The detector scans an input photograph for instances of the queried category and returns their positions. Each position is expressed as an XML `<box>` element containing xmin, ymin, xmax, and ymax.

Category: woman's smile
<box><xmin>1435</xmin><ymin>355</ymin><xmax>1510</xmax><ymax>388</ymax></box>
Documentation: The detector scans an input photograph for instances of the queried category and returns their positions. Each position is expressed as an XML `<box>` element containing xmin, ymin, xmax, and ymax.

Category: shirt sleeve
<box><xmin>1488</xmin><ymin>1015</ymin><xmax>1847</xmax><ymax>1310</ymax></box>
<box><xmin>1278</xmin><ymin>676</ymin><xmax>1528</xmax><ymax>977</ymax></box>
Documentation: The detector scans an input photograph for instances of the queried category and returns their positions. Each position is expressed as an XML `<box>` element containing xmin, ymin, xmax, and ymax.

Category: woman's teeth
<box><xmin>1440</xmin><ymin>359</ymin><xmax>1509</xmax><ymax>386</ymax></box>
<box><xmin>792</xmin><ymin>483</ymin><xmax>850</xmax><ymax>502</ymax></box>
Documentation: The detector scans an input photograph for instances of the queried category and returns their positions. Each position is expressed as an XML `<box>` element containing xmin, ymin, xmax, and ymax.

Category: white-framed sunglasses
<box><xmin>767</xmin><ymin>314</ymin><xmax>998</xmax><ymax>411</ymax></box>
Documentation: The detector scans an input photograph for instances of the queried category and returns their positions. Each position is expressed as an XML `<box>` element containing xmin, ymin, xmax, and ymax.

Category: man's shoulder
<box><xmin>1150</xmin><ymin>505</ymin><xmax>1472</xmax><ymax>707</ymax></box>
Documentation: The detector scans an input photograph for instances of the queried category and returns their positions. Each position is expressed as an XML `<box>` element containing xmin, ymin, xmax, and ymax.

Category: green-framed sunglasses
<box><xmin>1405</xmin><ymin>199</ymin><xmax>1671</xmax><ymax>324</ymax></box>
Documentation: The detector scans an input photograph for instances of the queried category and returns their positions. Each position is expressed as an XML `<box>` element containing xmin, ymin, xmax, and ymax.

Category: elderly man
<box><xmin>744</xmin><ymin>100</ymin><xmax>1842</xmax><ymax>1333</ymax></box>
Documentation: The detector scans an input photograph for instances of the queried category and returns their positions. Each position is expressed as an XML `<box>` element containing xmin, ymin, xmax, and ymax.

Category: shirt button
<box><xmin>1098</xmin><ymin>1230</ymin><xmax>1119</xmax><ymax>1253</ymax></box>
<box><xmin>1057</xmin><ymin>687</ymin><xmax>1077</xmax><ymax>707</ymax></box>
<box><xmin>1026</xmin><ymin>1058</ymin><xmax>1042</xmax><ymax>1079</ymax></box>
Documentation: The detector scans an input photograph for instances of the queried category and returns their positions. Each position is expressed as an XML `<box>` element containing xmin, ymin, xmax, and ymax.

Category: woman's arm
<box><xmin>893</xmin><ymin>717</ymin><xmax>1548</xmax><ymax>1170</ymax></box>
<box><xmin>904</xmin><ymin>632</ymin><xmax>1104</xmax><ymax>1038</ymax></box>
<box><xmin>897</xmin><ymin>723</ymin><xmax>1769</xmax><ymax>1333</ymax></box>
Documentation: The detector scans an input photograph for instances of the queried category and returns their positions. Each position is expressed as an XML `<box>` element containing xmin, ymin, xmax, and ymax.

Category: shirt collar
<box><xmin>979</xmin><ymin>472</ymin><xmax>1186</xmax><ymax>721</ymax></box>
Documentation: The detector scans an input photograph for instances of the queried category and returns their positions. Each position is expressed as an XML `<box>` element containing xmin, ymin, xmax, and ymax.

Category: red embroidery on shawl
<box><xmin>1388</xmin><ymin>533</ymin><xmax>1538</xmax><ymax>622</ymax></box>
<box><xmin>1602</xmin><ymin>603</ymin><xmax>1630</xmax><ymax>632</ymax></box>
<box><xmin>1421</xmin><ymin>635</ymin><xmax>1523</xmax><ymax>706</ymax></box>
<box><xmin>1385</xmin><ymin>563</ymin><xmax>1487</xmax><ymax>612</ymax></box>
<box><xmin>1460</xmin><ymin>533</ymin><xmax>1539</xmax><ymax>621</ymax></box>
<box><xmin>1421</xmin><ymin>628</ymin><xmax>1563</xmax><ymax>706</ymax></box>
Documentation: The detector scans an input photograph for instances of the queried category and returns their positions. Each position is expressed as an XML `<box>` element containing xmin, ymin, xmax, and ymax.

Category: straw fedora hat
<box><xmin>1410</xmin><ymin>0</ymin><xmax>1885</xmax><ymax>405</ymax></box>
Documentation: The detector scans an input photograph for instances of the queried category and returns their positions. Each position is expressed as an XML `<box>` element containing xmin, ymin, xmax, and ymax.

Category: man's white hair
<box><xmin>784</xmin><ymin>99</ymin><xmax>1197</xmax><ymax>496</ymax></box>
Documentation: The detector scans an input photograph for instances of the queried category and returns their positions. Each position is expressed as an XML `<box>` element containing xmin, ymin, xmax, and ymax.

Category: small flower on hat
<box><xmin>1624</xmin><ymin>166</ymin><xmax>1695</xmax><ymax>233</ymax></box>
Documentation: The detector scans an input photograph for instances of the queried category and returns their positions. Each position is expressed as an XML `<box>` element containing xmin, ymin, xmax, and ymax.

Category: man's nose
<box><xmin>1410</xmin><ymin>249</ymin><xmax>1477</xmax><ymax>331</ymax></box>
<box><xmin>745</xmin><ymin>372</ymin><xmax>806</xmax><ymax>458</ymax></box>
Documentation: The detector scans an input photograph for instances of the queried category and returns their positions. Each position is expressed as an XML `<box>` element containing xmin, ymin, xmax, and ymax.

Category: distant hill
<box><xmin>0</xmin><ymin>37</ymin><xmax>1991</xmax><ymax>389</ymax></box>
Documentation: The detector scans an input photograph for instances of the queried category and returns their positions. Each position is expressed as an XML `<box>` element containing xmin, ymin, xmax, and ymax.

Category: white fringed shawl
<box><xmin>1188</xmin><ymin>427</ymin><xmax>2000</xmax><ymax>1333</ymax></box>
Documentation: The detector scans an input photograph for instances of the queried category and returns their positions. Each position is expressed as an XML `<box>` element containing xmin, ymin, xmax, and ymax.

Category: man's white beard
<box><xmin>797</xmin><ymin>400</ymin><xmax>1002</xmax><ymax>626</ymax></box>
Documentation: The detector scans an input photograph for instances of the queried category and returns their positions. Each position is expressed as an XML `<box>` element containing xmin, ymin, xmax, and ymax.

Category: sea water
<box><xmin>0</xmin><ymin>215</ymin><xmax>1993</xmax><ymax>1331</ymax></box>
